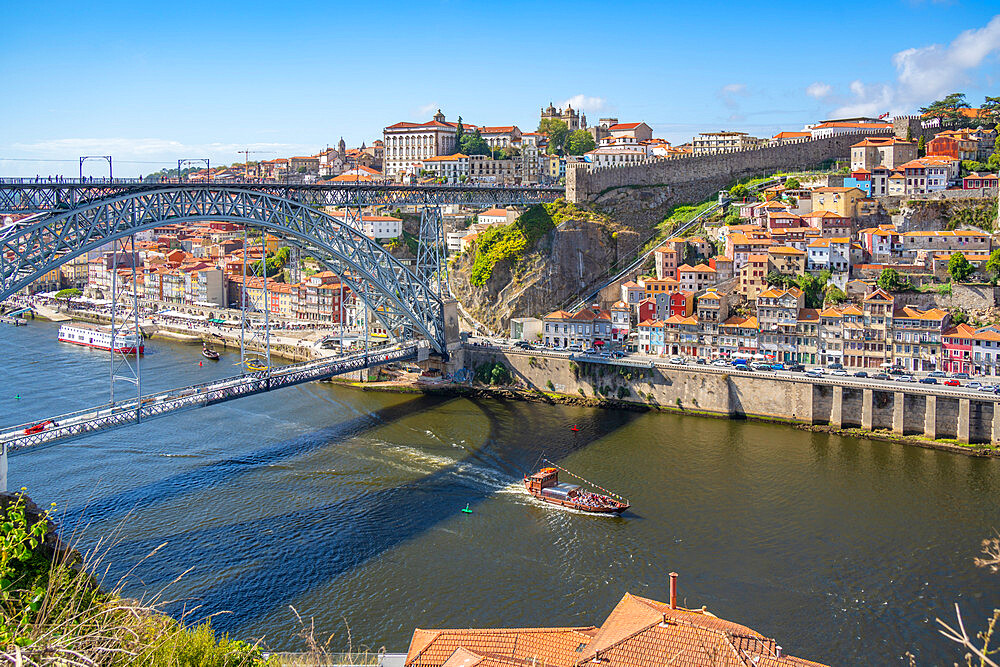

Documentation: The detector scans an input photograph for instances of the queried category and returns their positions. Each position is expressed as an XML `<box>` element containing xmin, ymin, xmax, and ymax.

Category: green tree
<box><xmin>796</xmin><ymin>273</ymin><xmax>825</xmax><ymax>308</ymax></box>
<box><xmin>296</xmin><ymin>166</ymin><xmax>307</xmax><ymax>174</ymax></box>
<box><xmin>986</xmin><ymin>249</ymin><xmax>1000</xmax><ymax>284</ymax></box>
<box><xmin>729</xmin><ymin>183</ymin><xmax>751</xmax><ymax>200</ymax></box>
<box><xmin>961</xmin><ymin>160</ymin><xmax>988</xmax><ymax>175</ymax></box>
<box><xmin>877</xmin><ymin>267</ymin><xmax>907</xmax><ymax>291</ymax></box>
<box><xmin>459</xmin><ymin>129</ymin><xmax>491</xmax><ymax>156</ymax></box>
<box><xmin>917</xmin><ymin>135</ymin><xmax>926</xmax><ymax>157</ymax></box>
<box><xmin>824</xmin><ymin>285</ymin><xmax>847</xmax><ymax>304</ymax></box>
<box><xmin>564</xmin><ymin>130</ymin><xmax>596</xmax><ymax>155</ymax></box>
<box><xmin>948</xmin><ymin>252</ymin><xmax>975</xmax><ymax>282</ymax></box>
<box><xmin>538</xmin><ymin>118</ymin><xmax>569</xmax><ymax>154</ymax></box>
<box><xmin>981</xmin><ymin>96</ymin><xmax>1000</xmax><ymax>126</ymax></box>
<box><xmin>784</xmin><ymin>177</ymin><xmax>801</xmax><ymax>190</ymax></box>
<box><xmin>920</xmin><ymin>93</ymin><xmax>970</xmax><ymax>125</ymax></box>
<box><xmin>454</xmin><ymin>116</ymin><xmax>465</xmax><ymax>154</ymax></box>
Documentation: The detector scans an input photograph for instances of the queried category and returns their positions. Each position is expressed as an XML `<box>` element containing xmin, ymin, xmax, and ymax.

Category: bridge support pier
<box><xmin>1</xmin><ymin>443</ymin><xmax>6</xmax><ymax>493</ymax></box>
<box><xmin>830</xmin><ymin>386</ymin><xmax>843</xmax><ymax>429</ymax></box>
<box><xmin>892</xmin><ymin>392</ymin><xmax>905</xmax><ymax>435</ymax></box>
<box><xmin>958</xmin><ymin>398</ymin><xmax>971</xmax><ymax>445</ymax></box>
<box><xmin>861</xmin><ymin>389</ymin><xmax>874</xmax><ymax>431</ymax></box>
<box><xmin>925</xmin><ymin>395</ymin><xmax>938</xmax><ymax>439</ymax></box>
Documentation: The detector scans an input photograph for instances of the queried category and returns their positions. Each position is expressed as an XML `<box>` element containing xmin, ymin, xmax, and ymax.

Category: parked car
<box><xmin>751</xmin><ymin>362</ymin><xmax>771</xmax><ymax>371</ymax></box>
<box><xmin>954</xmin><ymin>372</ymin><xmax>971</xmax><ymax>379</ymax></box>
<box><xmin>611</xmin><ymin>351</ymin><xmax>626</xmax><ymax>359</ymax></box>
<box><xmin>514</xmin><ymin>340</ymin><xmax>532</xmax><ymax>349</ymax></box>
<box><xmin>599</xmin><ymin>351</ymin><xmax>612</xmax><ymax>358</ymax></box>
<box><xmin>711</xmin><ymin>359</ymin><xmax>729</xmax><ymax>367</ymax></box>
<box><xmin>919</xmin><ymin>377</ymin><xmax>938</xmax><ymax>384</ymax></box>
<box><xmin>668</xmin><ymin>357</ymin><xmax>684</xmax><ymax>365</ymax></box>
<box><xmin>804</xmin><ymin>370</ymin><xmax>823</xmax><ymax>378</ymax></box>
<box><xmin>831</xmin><ymin>369</ymin><xmax>848</xmax><ymax>376</ymax></box>
<box><xmin>944</xmin><ymin>379</ymin><xmax>961</xmax><ymax>386</ymax></box>
<box><xmin>567</xmin><ymin>344</ymin><xmax>583</xmax><ymax>352</ymax></box>
<box><xmin>888</xmin><ymin>368</ymin><xmax>906</xmax><ymax>376</ymax></box>
<box><xmin>770</xmin><ymin>363</ymin><xmax>785</xmax><ymax>370</ymax></box>
<box><xmin>853</xmin><ymin>371</ymin><xmax>868</xmax><ymax>378</ymax></box>
<box><xmin>731</xmin><ymin>359</ymin><xmax>748</xmax><ymax>366</ymax></box>
<box><xmin>584</xmin><ymin>348</ymin><xmax>598</xmax><ymax>355</ymax></box>
<box><xmin>872</xmin><ymin>372</ymin><xmax>890</xmax><ymax>380</ymax></box>
<box><xmin>807</xmin><ymin>367</ymin><xmax>826</xmax><ymax>375</ymax></box>
<box><xmin>787</xmin><ymin>363</ymin><xmax>805</xmax><ymax>372</ymax></box>
<box><xmin>827</xmin><ymin>363</ymin><xmax>844</xmax><ymax>370</ymax></box>
<box><xmin>896</xmin><ymin>375</ymin><xmax>915</xmax><ymax>382</ymax></box>
<box><xmin>968</xmin><ymin>381</ymin><xmax>983</xmax><ymax>390</ymax></box>
<box><xmin>695</xmin><ymin>358</ymin><xmax>707</xmax><ymax>365</ymax></box>
<box><xmin>928</xmin><ymin>371</ymin><xmax>946</xmax><ymax>378</ymax></box>
<box><xmin>978</xmin><ymin>384</ymin><xmax>996</xmax><ymax>392</ymax></box>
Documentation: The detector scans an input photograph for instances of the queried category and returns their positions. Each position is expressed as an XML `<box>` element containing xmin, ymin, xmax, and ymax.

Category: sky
<box><xmin>2</xmin><ymin>0</ymin><xmax>999</xmax><ymax>177</ymax></box>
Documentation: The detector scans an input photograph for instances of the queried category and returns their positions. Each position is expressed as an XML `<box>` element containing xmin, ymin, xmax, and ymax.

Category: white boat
<box><xmin>57</xmin><ymin>323</ymin><xmax>144</xmax><ymax>354</ymax></box>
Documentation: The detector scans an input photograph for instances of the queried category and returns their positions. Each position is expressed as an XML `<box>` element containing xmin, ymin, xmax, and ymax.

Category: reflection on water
<box><xmin>7</xmin><ymin>320</ymin><xmax>999</xmax><ymax>664</ymax></box>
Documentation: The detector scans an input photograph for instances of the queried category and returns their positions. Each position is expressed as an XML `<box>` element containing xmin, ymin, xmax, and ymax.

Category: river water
<box><xmin>5</xmin><ymin>320</ymin><xmax>999</xmax><ymax>664</ymax></box>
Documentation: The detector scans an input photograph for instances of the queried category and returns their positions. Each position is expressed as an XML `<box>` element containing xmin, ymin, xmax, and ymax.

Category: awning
<box><xmin>594</xmin><ymin>340</ymin><xmax>605</xmax><ymax>346</ymax></box>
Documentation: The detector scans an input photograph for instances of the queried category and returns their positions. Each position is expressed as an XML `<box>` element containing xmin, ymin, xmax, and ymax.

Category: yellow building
<box><xmin>810</xmin><ymin>186</ymin><xmax>866</xmax><ymax>218</ymax></box>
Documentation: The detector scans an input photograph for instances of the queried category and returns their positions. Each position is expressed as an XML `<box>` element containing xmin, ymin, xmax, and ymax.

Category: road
<box><xmin>466</xmin><ymin>338</ymin><xmax>1000</xmax><ymax>402</ymax></box>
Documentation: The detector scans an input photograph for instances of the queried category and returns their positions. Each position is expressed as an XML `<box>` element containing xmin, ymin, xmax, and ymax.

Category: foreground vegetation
<box><xmin>0</xmin><ymin>491</ymin><xmax>374</xmax><ymax>666</ymax></box>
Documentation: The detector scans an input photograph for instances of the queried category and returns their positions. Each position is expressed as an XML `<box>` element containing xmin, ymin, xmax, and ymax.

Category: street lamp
<box><xmin>79</xmin><ymin>155</ymin><xmax>112</xmax><ymax>182</ymax></box>
<box><xmin>178</xmin><ymin>159</ymin><xmax>210</xmax><ymax>183</ymax></box>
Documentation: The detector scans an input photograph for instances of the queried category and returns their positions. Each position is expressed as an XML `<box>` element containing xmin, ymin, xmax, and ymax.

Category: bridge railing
<box><xmin>2</xmin><ymin>342</ymin><xmax>424</xmax><ymax>452</ymax></box>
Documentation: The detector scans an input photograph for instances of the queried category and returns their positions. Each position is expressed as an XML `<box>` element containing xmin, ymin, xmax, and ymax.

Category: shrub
<box><xmin>617</xmin><ymin>386</ymin><xmax>630</xmax><ymax>399</ymax></box>
<box><xmin>546</xmin><ymin>379</ymin><xmax>555</xmax><ymax>391</ymax></box>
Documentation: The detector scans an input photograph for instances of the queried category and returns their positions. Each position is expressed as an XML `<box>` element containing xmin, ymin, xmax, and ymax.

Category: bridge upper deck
<box><xmin>0</xmin><ymin>179</ymin><xmax>565</xmax><ymax>213</ymax></box>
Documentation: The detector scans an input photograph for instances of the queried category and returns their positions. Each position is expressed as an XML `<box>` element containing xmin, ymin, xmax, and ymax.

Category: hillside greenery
<box><xmin>467</xmin><ymin>200</ymin><xmax>602</xmax><ymax>286</ymax></box>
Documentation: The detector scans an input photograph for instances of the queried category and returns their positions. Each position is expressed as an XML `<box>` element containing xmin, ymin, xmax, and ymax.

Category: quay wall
<box><xmin>462</xmin><ymin>347</ymin><xmax>1000</xmax><ymax>448</ymax></box>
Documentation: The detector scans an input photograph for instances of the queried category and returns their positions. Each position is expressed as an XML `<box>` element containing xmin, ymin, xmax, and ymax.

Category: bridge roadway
<box><xmin>0</xmin><ymin>179</ymin><xmax>565</xmax><ymax>213</ymax></box>
<box><xmin>0</xmin><ymin>341</ymin><xmax>424</xmax><ymax>453</ymax></box>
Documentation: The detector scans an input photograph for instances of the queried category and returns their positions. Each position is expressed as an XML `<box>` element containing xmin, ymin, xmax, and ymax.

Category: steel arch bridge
<box><xmin>1</xmin><ymin>187</ymin><xmax>466</xmax><ymax>350</ymax></box>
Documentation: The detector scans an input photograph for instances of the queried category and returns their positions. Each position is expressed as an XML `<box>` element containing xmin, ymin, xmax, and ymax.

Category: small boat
<box><xmin>201</xmin><ymin>344</ymin><xmax>220</xmax><ymax>360</ymax></box>
<box><xmin>524</xmin><ymin>463</ymin><xmax>629</xmax><ymax>514</ymax></box>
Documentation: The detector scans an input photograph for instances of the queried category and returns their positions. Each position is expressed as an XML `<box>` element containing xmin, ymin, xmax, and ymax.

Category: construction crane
<box><xmin>237</xmin><ymin>150</ymin><xmax>275</xmax><ymax>181</ymax></box>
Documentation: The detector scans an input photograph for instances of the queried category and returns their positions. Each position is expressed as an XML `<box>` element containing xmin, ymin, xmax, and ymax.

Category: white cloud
<box><xmin>806</xmin><ymin>82</ymin><xmax>832</xmax><ymax>99</ymax></box>
<box><xmin>721</xmin><ymin>83</ymin><xmax>746</xmax><ymax>95</ymax></box>
<box><xmin>415</xmin><ymin>102</ymin><xmax>439</xmax><ymax>117</ymax></box>
<box><xmin>832</xmin><ymin>14</ymin><xmax>1000</xmax><ymax>116</ymax></box>
<box><xmin>559</xmin><ymin>94</ymin><xmax>608</xmax><ymax>113</ymax></box>
<box><xmin>718</xmin><ymin>83</ymin><xmax>748</xmax><ymax>110</ymax></box>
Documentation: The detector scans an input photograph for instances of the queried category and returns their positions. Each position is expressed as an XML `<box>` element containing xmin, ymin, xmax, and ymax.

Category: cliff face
<box><xmin>450</xmin><ymin>204</ymin><xmax>625</xmax><ymax>332</ymax></box>
<box><xmin>888</xmin><ymin>196</ymin><xmax>997</xmax><ymax>233</ymax></box>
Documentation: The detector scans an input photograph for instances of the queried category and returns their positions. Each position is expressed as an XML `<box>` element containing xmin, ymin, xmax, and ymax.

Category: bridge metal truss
<box><xmin>1</xmin><ymin>343</ymin><xmax>422</xmax><ymax>454</ymax></box>
<box><xmin>0</xmin><ymin>181</ymin><xmax>564</xmax><ymax>214</ymax></box>
<box><xmin>0</xmin><ymin>187</ymin><xmax>449</xmax><ymax>352</ymax></box>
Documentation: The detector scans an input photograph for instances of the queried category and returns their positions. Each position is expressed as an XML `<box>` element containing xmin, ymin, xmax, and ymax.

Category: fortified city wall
<box><xmin>566</xmin><ymin>129</ymin><xmax>895</xmax><ymax>222</ymax></box>
<box><xmin>463</xmin><ymin>347</ymin><xmax>1000</xmax><ymax>447</ymax></box>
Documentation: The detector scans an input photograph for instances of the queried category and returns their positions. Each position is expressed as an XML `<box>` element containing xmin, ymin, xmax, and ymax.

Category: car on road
<box><xmin>711</xmin><ymin>359</ymin><xmax>729</xmax><ymax>367</ymax></box>
<box><xmin>599</xmin><ymin>351</ymin><xmax>612</xmax><ymax>358</ymax></box>
<box><xmin>807</xmin><ymin>367</ymin><xmax>825</xmax><ymax>375</ymax></box>
<box><xmin>944</xmin><ymin>379</ymin><xmax>961</xmax><ymax>386</ymax></box>
<box><xmin>770</xmin><ymin>363</ymin><xmax>785</xmax><ymax>370</ymax></box>
<box><xmin>611</xmin><ymin>351</ymin><xmax>626</xmax><ymax>359</ymax></box>
<box><xmin>871</xmin><ymin>372</ymin><xmax>890</xmax><ymax>380</ymax></box>
<box><xmin>978</xmin><ymin>384</ymin><xmax>996</xmax><ymax>392</ymax></box>
<box><xmin>896</xmin><ymin>375</ymin><xmax>915</xmax><ymax>382</ymax></box>
<box><xmin>928</xmin><ymin>371</ymin><xmax>946</xmax><ymax>378</ymax></box>
<box><xmin>804</xmin><ymin>370</ymin><xmax>823</xmax><ymax>378</ymax></box>
<box><xmin>968</xmin><ymin>381</ymin><xmax>983</xmax><ymax>390</ymax></box>
<box><xmin>668</xmin><ymin>357</ymin><xmax>684</xmax><ymax>365</ymax></box>
<box><xmin>919</xmin><ymin>377</ymin><xmax>938</xmax><ymax>384</ymax></box>
<box><xmin>831</xmin><ymin>369</ymin><xmax>848</xmax><ymax>376</ymax></box>
<box><xmin>584</xmin><ymin>348</ymin><xmax>598</xmax><ymax>355</ymax></box>
<box><xmin>853</xmin><ymin>371</ymin><xmax>868</xmax><ymax>378</ymax></box>
<box><xmin>695</xmin><ymin>358</ymin><xmax>707</xmax><ymax>365</ymax></box>
<box><xmin>514</xmin><ymin>341</ymin><xmax>532</xmax><ymax>350</ymax></box>
<box><xmin>731</xmin><ymin>359</ymin><xmax>748</xmax><ymax>366</ymax></box>
<box><xmin>827</xmin><ymin>363</ymin><xmax>844</xmax><ymax>370</ymax></box>
<box><xmin>750</xmin><ymin>362</ymin><xmax>771</xmax><ymax>371</ymax></box>
<box><xmin>954</xmin><ymin>372</ymin><xmax>971</xmax><ymax>379</ymax></box>
<box><xmin>567</xmin><ymin>344</ymin><xmax>583</xmax><ymax>352</ymax></box>
<box><xmin>787</xmin><ymin>363</ymin><xmax>805</xmax><ymax>372</ymax></box>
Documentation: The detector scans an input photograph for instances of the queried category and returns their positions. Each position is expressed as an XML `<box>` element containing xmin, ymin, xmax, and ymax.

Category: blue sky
<box><xmin>2</xmin><ymin>0</ymin><xmax>999</xmax><ymax>176</ymax></box>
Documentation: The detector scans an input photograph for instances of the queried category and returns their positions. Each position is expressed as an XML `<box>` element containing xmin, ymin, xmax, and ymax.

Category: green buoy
<box><xmin>461</xmin><ymin>503</ymin><xmax>472</xmax><ymax>514</ymax></box>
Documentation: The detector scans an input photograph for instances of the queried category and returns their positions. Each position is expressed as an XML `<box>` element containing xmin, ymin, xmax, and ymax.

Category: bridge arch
<box><xmin>0</xmin><ymin>187</ymin><xmax>446</xmax><ymax>351</ymax></box>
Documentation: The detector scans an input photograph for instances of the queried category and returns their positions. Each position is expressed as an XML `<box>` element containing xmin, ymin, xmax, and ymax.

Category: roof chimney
<box><xmin>669</xmin><ymin>572</ymin><xmax>678</xmax><ymax>609</ymax></box>
<box><xmin>775</xmin><ymin>646</ymin><xmax>783</xmax><ymax>658</ymax></box>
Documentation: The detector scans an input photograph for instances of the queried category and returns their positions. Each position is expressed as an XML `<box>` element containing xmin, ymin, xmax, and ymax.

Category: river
<box><xmin>5</xmin><ymin>319</ymin><xmax>998</xmax><ymax>664</ymax></box>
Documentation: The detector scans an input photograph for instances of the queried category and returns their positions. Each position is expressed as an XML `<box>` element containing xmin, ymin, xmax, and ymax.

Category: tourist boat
<box><xmin>57</xmin><ymin>323</ymin><xmax>144</xmax><ymax>354</ymax></box>
<box><xmin>524</xmin><ymin>463</ymin><xmax>629</xmax><ymax>514</ymax></box>
<box><xmin>201</xmin><ymin>344</ymin><xmax>221</xmax><ymax>360</ymax></box>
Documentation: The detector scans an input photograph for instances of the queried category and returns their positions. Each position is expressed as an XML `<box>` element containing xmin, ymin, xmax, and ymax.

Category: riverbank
<box><xmin>348</xmin><ymin>374</ymin><xmax>1000</xmax><ymax>459</ymax></box>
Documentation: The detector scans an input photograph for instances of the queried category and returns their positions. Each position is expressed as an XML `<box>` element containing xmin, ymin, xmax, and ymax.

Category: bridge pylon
<box><xmin>109</xmin><ymin>234</ymin><xmax>141</xmax><ymax>414</ymax></box>
<box><xmin>239</xmin><ymin>225</ymin><xmax>271</xmax><ymax>376</ymax></box>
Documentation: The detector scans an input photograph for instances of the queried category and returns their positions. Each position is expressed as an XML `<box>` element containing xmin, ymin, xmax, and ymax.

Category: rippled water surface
<box><xmin>6</xmin><ymin>320</ymin><xmax>999</xmax><ymax>664</ymax></box>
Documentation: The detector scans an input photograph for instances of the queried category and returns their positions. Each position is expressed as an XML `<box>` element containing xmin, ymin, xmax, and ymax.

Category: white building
<box><xmin>383</xmin><ymin>109</ymin><xmax>460</xmax><ymax>179</ymax></box>
<box><xmin>420</xmin><ymin>153</ymin><xmax>470</xmax><ymax>183</ymax></box>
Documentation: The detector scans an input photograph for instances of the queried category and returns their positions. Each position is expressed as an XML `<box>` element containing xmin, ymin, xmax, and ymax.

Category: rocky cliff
<box><xmin>888</xmin><ymin>196</ymin><xmax>997</xmax><ymax>233</ymax></box>
<box><xmin>449</xmin><ymin>202</ymin><xmax>634</xmax><ymax>332</ymax></box>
